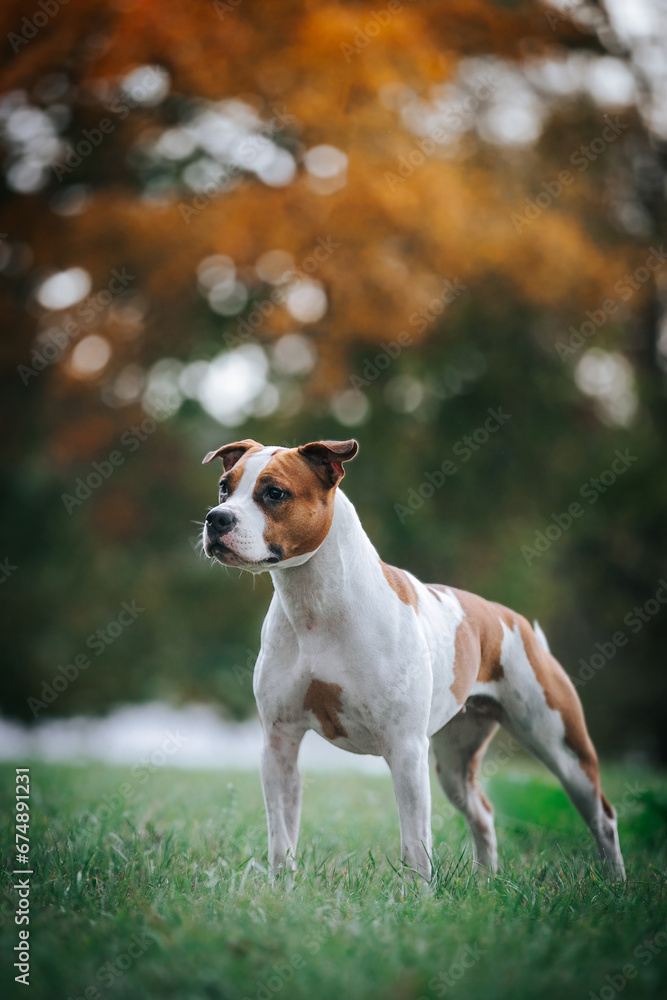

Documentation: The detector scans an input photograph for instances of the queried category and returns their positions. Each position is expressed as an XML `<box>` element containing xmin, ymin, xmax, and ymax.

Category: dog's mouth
<box><xmin>202</xmin><ymin>526</ymin><xmax>231</xmax><ymax>559</ymax></box>
<box><xmin>204</xmin><ymin>536</ymin><xmax>283</xmax><ymax>568</ymax></box>
<box><xmin>206</xmin><ymin>538</ymin><xmax>242</xmax><ymax>565</ymax></box>
<box><xmin>208</xmin><ymin>540</ymin><xmax>232</xmax><ymax>561</ymax></box>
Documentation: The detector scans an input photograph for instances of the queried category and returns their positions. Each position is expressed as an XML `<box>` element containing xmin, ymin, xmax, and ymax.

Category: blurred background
<box><xmin>1</xmin><ymin>0</ymin><xmax>666</xmax><ymax>762</ymax></box>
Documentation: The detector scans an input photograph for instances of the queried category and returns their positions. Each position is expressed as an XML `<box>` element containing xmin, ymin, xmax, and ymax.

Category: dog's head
<box><xmin>201</xmin><ymin>438</ymin><xmax>358</xmax><ymax>571</ymax></box>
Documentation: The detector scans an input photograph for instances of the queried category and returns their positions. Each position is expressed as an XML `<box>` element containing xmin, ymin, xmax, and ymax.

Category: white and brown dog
<box><xmin>201</xmin><ymin>438</ymin><xmax>625</xmax><ymax>881</ymax></box>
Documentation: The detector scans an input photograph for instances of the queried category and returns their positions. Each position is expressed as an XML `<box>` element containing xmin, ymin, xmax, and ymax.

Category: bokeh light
<box><xmin>36</xmin><ymin>267</ymin><xmax>91</xmax><ymax>310</ymax></box>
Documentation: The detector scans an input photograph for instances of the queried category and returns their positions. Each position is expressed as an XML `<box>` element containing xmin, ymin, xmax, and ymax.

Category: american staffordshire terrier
<box><xmin>201</xmin><ymin>438</ymin><xmax>625</xmax><ymax>881</ymax></box>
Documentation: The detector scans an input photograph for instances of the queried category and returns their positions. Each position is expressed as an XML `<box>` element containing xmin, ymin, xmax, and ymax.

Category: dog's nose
<box><xmin>206</xmin><ymin>508</ymin><xmax>237</xmax><ymax>535</ymax></box>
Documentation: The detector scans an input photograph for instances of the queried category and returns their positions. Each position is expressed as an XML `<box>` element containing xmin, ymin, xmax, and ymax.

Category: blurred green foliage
<box><xmin>1</xmin><ymin>0</ymin><xmax>666</xmax><ymax>761</ymax></box>
<box><xmin>3</xmin><ymin>285</ymin><xmax>667</xmax><ymax>760</ymax></box>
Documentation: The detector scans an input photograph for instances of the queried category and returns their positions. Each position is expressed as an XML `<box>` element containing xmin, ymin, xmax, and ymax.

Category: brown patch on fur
<box><xmin>380</xmin><ymin>560</ymin><xmax>419</xmax><ymax>612</ymax></box>
<box><xmin>428</xmin><ymin>586</ymin><xmax>442</xmax><ymax>601</ymax></box>
<box><xmin>222</xmin><ymin>442</ymin><xmax>269</xmax><ymax>493</ymax></box>
<box><xmin>515</xmin><ymin>616</ymin><xmax>600</xmax><ymax>791</ymax></box>
<box><xmin>444</xmin><ymin>588</ymin><xmax>601</xmax><ymax>790</ymax></box>
<box><xmin>303</xmin><ymin>679</ymin><xmax>348</xmax><ymax>740</ymax></box>
<box><xmin>601</xmin><ymin>793</ymin><xmax>614</xmax><ymax>819</ymax></box>
<box><xmin>431</xmin><ymin>587</ymin><xmax>507</xmax><ymax>705</ymax></box>
<box><xmin>270</xmin><ymin>731</ymin><xmax>282</xmax><ymax>751</ymax></box>
<box><xmin>203</xmin><ymin>438</ymin><xmax>264</xmax><ymax>469</ymax></box>
<box><xmin>450</xmin><ymin>614</ymin><xmax>480</xmax><ymax>704</ymax></box>
<box><xmin>478</xmin><ymin>788</ymin><xmax>494</xmax><ymax>813</ymax></box>
<box><xmin>467</xmin><ymin>719</ymin><xmax>499</xmax><ymax>813</ymax></box>
<box><xmin>255</xmin><ymin>449</ymin><xmax>338</xmax><ymax>559</ymax></box>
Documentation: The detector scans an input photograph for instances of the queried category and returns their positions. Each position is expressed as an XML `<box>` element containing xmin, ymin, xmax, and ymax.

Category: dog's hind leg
<box><xmin>503</xmin><ymin>705</ymin><xmax>625</xmax><ymax>880</ymax></box>
<box><xmin>488</xmin><ymin>616</ymin><xmax>626</xmax><ymax>880</ymax></box>
<box><xmin>431</xmin><ymin>707</ymin><xmax>500</xmax><ymax>872</ymax></box>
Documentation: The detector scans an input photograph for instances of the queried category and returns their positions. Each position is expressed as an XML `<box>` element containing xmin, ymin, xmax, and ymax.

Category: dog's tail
<box><xmin>533</xmin><ymin>619</ymin><xmax>550</xmax><ymax>653</ymax></box>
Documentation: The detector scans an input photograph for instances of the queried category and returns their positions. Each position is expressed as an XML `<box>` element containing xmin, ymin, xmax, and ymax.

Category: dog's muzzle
<box><xmin>204</xmin><ymin>509</ymin><xmax>284</xmax><ymax>567</ymax></box>
<box><xmin>204</xmin><ymin>508</ymin><xmax>236</xmax><ymax>558</ymax></box>
<box><xmin>206</xmin><ymin>508</ymin><xmax>236</xmax><ymax>535</ymax></box>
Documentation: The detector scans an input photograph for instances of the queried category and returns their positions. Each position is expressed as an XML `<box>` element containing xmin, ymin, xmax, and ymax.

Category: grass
<box><xmin>1</xmin><ymin>758</ymin><xmax>667</xmax><ymax>1000</ymax></box>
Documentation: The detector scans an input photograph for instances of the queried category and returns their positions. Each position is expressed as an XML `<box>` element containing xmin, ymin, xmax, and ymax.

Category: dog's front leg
<box><xmin>386</xmin><ymin>735</ymin><xmax>433</xmax><ymax>883</ymax></box>
<box><xmin>260</xmin><ymin>722</ymin><xmax>305</xmax><ymax>878</ymax></box>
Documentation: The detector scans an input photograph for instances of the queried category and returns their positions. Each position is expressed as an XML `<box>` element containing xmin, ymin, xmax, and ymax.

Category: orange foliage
<box><xmin>0</xmin><ymin>0</ymin><xmax>641</xmax><ymax>399</ymax></box>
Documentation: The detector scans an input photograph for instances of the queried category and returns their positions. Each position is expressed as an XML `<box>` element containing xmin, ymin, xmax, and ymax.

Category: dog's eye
<box><xmin>218</xmin><ymin>481</ymin><xmax>229</xmax><ymax>500</ymax></box>
<box><xmin>265</xmin><ymin>486</ymin><xmax>287</xmax><ymax>502</ymax></box>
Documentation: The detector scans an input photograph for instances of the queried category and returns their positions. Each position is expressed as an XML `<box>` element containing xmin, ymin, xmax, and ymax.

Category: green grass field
<box><xmin>1</xmin><ymin>758</ymin><xmax>667</xmax><ymax>1000</ymax></box>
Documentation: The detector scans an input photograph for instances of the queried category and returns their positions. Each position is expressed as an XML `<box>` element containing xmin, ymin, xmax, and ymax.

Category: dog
<box><xmin>201</xmin><ymin>437</ymin><xmax>625</xmax><ymax>881</ymax></box>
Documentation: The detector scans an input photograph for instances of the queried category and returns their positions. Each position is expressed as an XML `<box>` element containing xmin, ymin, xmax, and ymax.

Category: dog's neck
<box><xmin>269</xmin><ymin>489</ymin><xmax>377</xmax><ymax>630</ymax></box>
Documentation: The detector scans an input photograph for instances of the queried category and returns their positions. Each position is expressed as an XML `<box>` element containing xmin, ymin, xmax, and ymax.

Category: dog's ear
<box><xmin>202</xmin><ymin>439</ymin><xmax>262</xmax><ymax>471</ymax></box>
<box><xmin>298</xmin><ymin>439</ymin><xmax>359</xmax><ymax>487</ymax></box>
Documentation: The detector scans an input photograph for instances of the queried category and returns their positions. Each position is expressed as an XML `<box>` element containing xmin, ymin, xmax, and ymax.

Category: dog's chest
<box><xmin>256</xmin><ymin>634</ymin><xmax>415</xmax><ymax>756</ymax></box>
<box><xmin>300</xmin><ymin>675</ymin><xmax>387</xmax><ymax>755</ymax></box>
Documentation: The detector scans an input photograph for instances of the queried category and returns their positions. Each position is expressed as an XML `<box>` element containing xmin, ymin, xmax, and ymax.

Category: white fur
<box><xmin>533</xmin><ymin>619</ymin><xmax>550</xmax><ymax>653</ymax></box>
